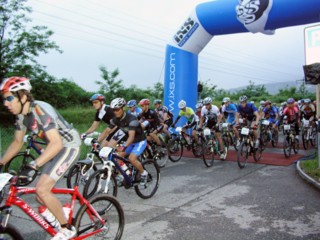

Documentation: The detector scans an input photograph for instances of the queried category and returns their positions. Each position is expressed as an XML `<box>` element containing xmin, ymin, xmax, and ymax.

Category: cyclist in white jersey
<box><xmin>0</xmin><ymin>77</ymin><xmax>80</xmax><ymax>239</ymax></box>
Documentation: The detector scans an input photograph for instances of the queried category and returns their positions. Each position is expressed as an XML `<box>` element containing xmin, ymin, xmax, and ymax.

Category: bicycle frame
<box><xmin>0</xmin><ymin>176</ymin><xmax>106</xmax><ymax>239</ymax></box>
<box><xmin>25</xmin><ymin>135</ymin><xmax>47</xmax><ymax>155</ymax></box>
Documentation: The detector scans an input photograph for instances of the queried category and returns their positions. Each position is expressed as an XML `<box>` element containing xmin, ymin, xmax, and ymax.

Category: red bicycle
<box><xmin>0</xmin><ymin>173</ymin><xmax>124</xmax><ymax>239</ymax></box>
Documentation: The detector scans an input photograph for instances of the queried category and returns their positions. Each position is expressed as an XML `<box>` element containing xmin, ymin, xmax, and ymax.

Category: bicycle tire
<box><xmin>0</xmin><ymin>223</ymin><xmax>24</xmax><ymax>240</ymax></box>
<box><xmin>74</xmin><ymin>194</ymin><xmax>124</xmax><ymax>240</ymax></box>
<box><xmin>271</xmin><ymin>130</ymin><xmax>279</xmax><ymax>147</ymax></box>
<box><xmin>310</xmin><ymin>128</ymin><xmax>317</xmax><ymax>146</ymax></box>
<box><xmin>283</xmin><ymin>137</ymin><xmax>291</xmax><ymax>158</ymax></box>
<box><xmin>302</xmin><ymin>128</ymin><xmax>309</xmax><ymax>150</ymax></box>
<box><xmin>153</xmin><ymin>146</ymin><xmax>169</xmax><ymax>168</ymax></box>
<box><xmin>253</xmin><ymin>139</ymin><xmax>263</xmax><ymax>162</ymax></box>
<box><xmin>4</xmin><ymin>153</ymin><xmax>37</xmax><ymax>186</ymax></box>
<box><xmin>293</xmin><ymin>138</ymin><xmax>299</xmax><ymax>154</ymax></box>
<box><xmin>134</xmin><ymin>159</ymin><xmax>160</xmax><ymax>199</ymax></box>
<box><xmin>66</xmin><ymin>163</ymin><xmax>98</xmax><ymax>189</ymax></box>
<box><xmin>191</xmin><ymin>135</ymin><xmax>204</xmax><ymax>158</ymax></box>
<box><xmin>83</xmin><ymin>169</ymin><xmax>118</xmax><ymax>199</ymax></box>
<box><xmin>221</xmin><ymin>137</ymin><xmax>228</xmax><ymax>161</ymax></box>
<box><xmin>237</xmin><ymin>141</ymin><xmax>249</xmax><ymax>169</ymax></box>
<box><xmin>168</xmin><ymin>138</ymin><xmax>183</xmax><ymax>162</ymax></box>
<box><xmin>202</xmin><ymin>137</ymin><xmax>214</xmax><ymax>167</ymax></box>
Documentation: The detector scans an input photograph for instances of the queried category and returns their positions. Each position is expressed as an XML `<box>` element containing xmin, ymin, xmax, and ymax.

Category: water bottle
<box><xmin>38</xmin><ymin>206</ymin><xmax>60</xmax><ymax>228</ymax></box>
<box><xmin>62</xmin><ymin>202</ymin><xmax>71</xmax><ymax>220</ymax></box>
<box><xmin>120</xmin><ymin>161</ymin><xmax>131</xmax><ymax>175</ymax></box>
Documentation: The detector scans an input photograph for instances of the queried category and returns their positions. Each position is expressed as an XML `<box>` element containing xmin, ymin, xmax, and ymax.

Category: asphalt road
<box><xmin>7</xmin><ymin>145</ymin><xmax>320</xmax><ymax>240</ymax></box>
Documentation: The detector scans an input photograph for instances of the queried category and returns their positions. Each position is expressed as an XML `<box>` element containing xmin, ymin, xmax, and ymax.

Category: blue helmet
<box><xmin>89</xmin><ymin>93</ymin><xmax>105</xmax><ymax>102</ymax></box>
<box><xmin>127</xmin><ymin>99</ymin><xmax>137</xmax><ymax>107</ymax></box>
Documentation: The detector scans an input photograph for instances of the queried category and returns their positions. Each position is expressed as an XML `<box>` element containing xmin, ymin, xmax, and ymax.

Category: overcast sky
<box><xmin>27</xmin><ymin>0</ymin><xmax>317</xmax><ymax>92</ymax></box>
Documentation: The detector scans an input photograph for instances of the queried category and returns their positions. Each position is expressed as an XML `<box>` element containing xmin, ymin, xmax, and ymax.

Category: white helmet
<box><xmin>110</xmin><ymin>98</ymin><xmax>126</xmax><ymax>109</ymax></box>
<box><xmin>178</xmin><ymin>100</ymin><xmax>186</xmax><ymax>109</ymax></box>
<box><xmin>222</xmin><ymin>97</ymin><xmax>230</xmax><ymax>103</ymax></box>
<box><xmin>260</xmin><ymin>100</ymin><xmax>265</xmax><ymax>106</ymax></box>
<box><xmin>203</xmin><ymin>97</ymin><xmax>212</xmax><ymax>105</ymax></box>
<box><xmin>195</xmin><ymin>102</ymin><xmax>203</xmax><ymax>108</ymax></box>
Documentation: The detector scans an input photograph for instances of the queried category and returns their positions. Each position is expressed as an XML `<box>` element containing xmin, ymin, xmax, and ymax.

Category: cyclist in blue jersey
<box><xmin>261</xmin><ymin>100</ymin><xmax>279</xmax><ymax>136</ymax></box>
<box><xmin>221</xmin><ymin>97</ymin><xmax>240</xmax><ymax>144</ymax></box>
<box><xmin>127</xmin><ymin>99</ymin><xmax>142</xmax><ymax>117</ymax></box>
<box><xmin>236</xmin><ymin>95</ymin><xmax>260</xmax><ymax>147</ymax></box>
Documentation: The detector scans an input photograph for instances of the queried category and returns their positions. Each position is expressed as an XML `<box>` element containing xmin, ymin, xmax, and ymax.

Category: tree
<box><xmin>0</xmin><ymin>0</ymin><xmax>62</xmax><ymax>81</ymax></box>
<box><xmin>95</xmin><ymin>66</ymin><xmax>124</xmax><ymax>103</ymax></box>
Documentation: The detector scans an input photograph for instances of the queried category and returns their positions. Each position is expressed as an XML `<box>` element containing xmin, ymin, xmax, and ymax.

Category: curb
<box><xmin>296</xmin><ymin>160</ymin><xmax>320</xmax><ymax>191</ymax></box>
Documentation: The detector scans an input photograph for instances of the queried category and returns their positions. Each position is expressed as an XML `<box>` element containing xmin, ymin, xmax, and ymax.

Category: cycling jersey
<box><xmin>237</xmin><ymin>103</ymin><xmax>258</xmax><ymax>121</ymax></box>
<box><xmin>138</xmin><ymin>109</ymin><xmax>160</xmax><ymax>130</ymax></box>
<box><xmin>201</xmin><ymin>105</ymin><xmax>220</xmax><ymax>129</ymax></box>
<box><xmin>109</xmin><ymin>112</ymin><xmax>146</xmax><ymax>143</ymax></box>
<box><xmin>155</xmin><ymin>106</ymin><xmax>173</xmax><ymax>122</ymax></box>
<box><xmin>179</xmin><ymin>107</ymin><xmax>197</xmax><ymax>122</ymax></box>
<box><xmin>263</xmin><ymin>106</ymin><xmax>278</xmax><ymax>119</ymax></box>
<box><xmin>301</xmin><ymin>104</ymin><xmax>315</xmax><ymax>120</ymax></box>
<box><xmin>221</xmin><ymin>103</ymin><xmax>237</xmax><ymax>124</ymax></box>
<box><xmin>127</xmin><ymin>106</ymin><xmax>142</xmax><ymax>117</ymax></box>
<box><xmin>15</xmin><ymin>100</ymin><xmax>81</xmax><ymax>181</ymax></box>
<box><xmin>282</xmin><ymin>106</ymin><xmax>299</xmax><ymax>122</ymax></box>
<box><xmin>94</xmin><ymin>104</ymin><xmax>114</xmax><ymax>124</ymax></box>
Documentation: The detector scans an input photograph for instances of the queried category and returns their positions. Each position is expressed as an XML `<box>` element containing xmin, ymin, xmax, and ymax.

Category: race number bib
<box><xmin>241</xmin><ymin>127</ymin><xmax>250</xmax><ymax>135</ymax></box>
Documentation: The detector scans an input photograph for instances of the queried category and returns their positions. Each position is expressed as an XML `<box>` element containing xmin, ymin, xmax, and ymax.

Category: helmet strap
<box><xmin>15</xmin><ymin>92</ymin><xmax>28</xmax><ymax>115</ymax></box>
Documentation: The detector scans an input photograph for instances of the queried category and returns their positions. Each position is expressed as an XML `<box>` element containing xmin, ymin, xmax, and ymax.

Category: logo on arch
<box><xmin>174</xmin><ymin>17</ymin><xmax>199</xmax><ymax>47</ymax></box>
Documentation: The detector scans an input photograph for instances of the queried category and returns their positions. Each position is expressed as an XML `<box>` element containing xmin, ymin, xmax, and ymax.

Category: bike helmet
<box><xmin>0</xmin><ymin>77</ymin><xmax>32</xmax><ymax>94</ymax></box>
<box><xmin>89</xmin><ymin>93</ymin><xmax>105</xmax><ymax>102</ymax></box>
<box><xmin>195</xmin><ymin>102</ymin><xmax>203</xmax><ymax>108</ymax></box>
<box><xmin>239</xmin><ymin>95</ymin><xmax>247</xmax><ymax>102</ymax></box>
<box><xmin>202</xmin><ymin>97</ymin><xmax>212</xmax><ymax>105</ymax></box>
<box><xmin>260</xmin><ymin>100</ymin><xmax>265</xmax><ymax>106</ymax></box>
<box><xmin>153</xmin><ymin>99</ymin><xmax>162</xmax><ymax>105</ymax></box>
<box><xmin>110</xmin><ymin>98</ymin><xmax>126</xmax><ymax>108</ymax></box>
<box><xmin>287</xmin><ymin>98</ymin><xmax>295</xmax><ymax>104</ymax></box>
<box><xmin>139</xmin><ymin>98</ymin><xmax>150</xmax><ymax>106</ymax></box>
<box><xmin>178</xmin><ymin>100</ymin><xmax>186</xmax><ymax>109</ymax></box>
<box><xmin>304</xmin><ymin>98</ymin><xmax>311</xmax><ymax>104</ymax></box>
<box><xmin>127</xmin><ymin>99</ymin><xmax>137</xmax><ymax>107</ymax></box>
<box><xmin>222</xmin><ymin>97</ymin><xmax>230</xmax><ymax>103</ymax></box>
<box><xmin>265</xmin><ymin>100</ymin><xmax>271</xmax><ymax>105</ymax></box>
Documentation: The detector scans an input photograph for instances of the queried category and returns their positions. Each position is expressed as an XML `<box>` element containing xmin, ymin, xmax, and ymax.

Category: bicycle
<box><xmin>202</xmin><ymin>128</ymin><xmax>228</xmax><ymax>167</ymax></box>
<box><xmin>66</xmin><ymin>137</ymin><xmax>117</xmax><ymax>198</ymax></box>
<box><xmin>0</xmin><ymin>172</ymin><xmax>125</xmax><ymax>239</ymax></box>
<box><xmin>83</xmin><ymin>145</ymin><xmax>160</xmax><ymax>199</ymax></box>
<box><xmin>220</xmin><ymin>122</ymin><xmax>238</xmax><ymax>151</ymax></box>
<box><xmin>237</xmin><ymin>125</ymin><xmax>263</xmax><ymax>169</ymax></box>
<box><xmin>301</xmin><ymin>118</ymin><xmax>317</xmax><ymax>150</ymax></box>
<box><xmin>259</xmin><ymin>119</ymin><xmax>279</xmax><ymax>148</ymax></box>
<box><xmin>283</xmin><ymin>123</ymin><xmax>299</xmax><ymax>158</ymax></box>
<box><xmin>2</xmin><ymin>134</ymin><xmax>46</xmax><ymax>186</ymax></box>
<box><xmin>167</xmin><ymin>127</ymin><xmax>203</xmax><ymax>162</ymax></box>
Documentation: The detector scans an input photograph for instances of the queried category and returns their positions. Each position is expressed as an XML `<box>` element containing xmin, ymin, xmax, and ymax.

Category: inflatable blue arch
<box><xmin>164</xmin><ymin>0</ymin><xmax>320</xmax><ymax>118</ymax></box>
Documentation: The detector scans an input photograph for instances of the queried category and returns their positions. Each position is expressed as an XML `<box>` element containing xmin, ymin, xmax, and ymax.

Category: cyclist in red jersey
<box><xmin>281</xmin><ymin>98</ymin><xmax>300</xmax><ymax>139</ymax></box>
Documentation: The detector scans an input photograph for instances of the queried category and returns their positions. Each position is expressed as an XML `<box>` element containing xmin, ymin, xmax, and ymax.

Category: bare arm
<box><xmin>0</xmin><ymin>129</ymin><xmax>26</xmax><ymax>165</ymax></box>
<box><xmin>85</xmin><ymin>121</ymin><xmax>100</xmax><ymax>134</ymax></box>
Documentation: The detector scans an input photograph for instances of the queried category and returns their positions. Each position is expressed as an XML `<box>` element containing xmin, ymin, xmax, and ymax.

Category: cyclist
<box><xmin>300</xmin><ymin>98</ymin><xmax>316</xmax><ymax>128</ymax></box>
<box><xmin>153</xmin><ymin>99</ymin><xmax>174</xmax><ymax>141</ymax></box>
<box><xmin>195</xmin><ymin>102</ymin><xmax>203</xmax><ymax>119</ymax></box>
<box><xmin>221</xmin><ymin>97</ymin><xmax>240</xmax><ymax>145</ymax></box>
<box><xmin>0</xmin><ymin>77</ymin><xmax>80</xmax><ymax>239</ymax></box>
<box><xmin>236</xmin><ymin>95</ymin><xmax>260</xmax><ymax>147</ymax></box>
<box><xmin>171</xmin><ymin>100</ymin><xmax>200</xmax><ymax>145</ymax></box>
<box><xmin>198</xmin><ymin>97</ymin><xmax>226</xmax><ymax>159</ymax></box>
<box><xmin>80</xmin><ymin>93</ymin><xmax>115</xmax><ymax>146</ymax></box>
<box><xmin>261</xmin><ymin>100</ymin><xmax>279</xmax><ymax>136</ymax></box>
<box><xmin>258</xmin><ymin>100</ymin><xmax>266</xmax><ymax>116</ymax></box>
<box><xmin>107</xmin><ymin>98</ymin><xmax>149</xmax><ymax>185</ymax></box>
<box><xmin>138</xmin><ymin>98</ymin><xmax>164</xmax><ymax>152</ymax></box>
<box><xmin>127</xmin><ymin>99</ymin><xmax>142</xmax><ymax>117</ymax></box>
<box><xmin>280</xmin><ymin>98</ymin><xmax>300</xmax><ymax>140</ymax></box>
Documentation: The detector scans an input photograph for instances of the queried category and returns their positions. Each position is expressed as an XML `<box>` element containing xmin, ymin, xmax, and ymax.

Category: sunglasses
<box><xmin>112</xmin><ymin>108</ymin><xmax>121</xmax><ymax>112</ymax></box>
<box><xmin>2</xmin><ymin>95</ymin><xmax>15</xmax><ymax>103</ymax></box>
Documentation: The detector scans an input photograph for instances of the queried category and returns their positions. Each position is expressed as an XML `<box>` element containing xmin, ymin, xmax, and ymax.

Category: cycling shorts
<box><xmin>125</xmin><ymin>139</ymin><xmax>147</xmax><ymax>157</ymax></box>
<box><xmin>42</xmin><ymin>146</ymin><xmax>80</xmax><ymax>182</ymax></box>
<box><xmin>267</xmin><ymin>118</ymin><xmax>278</xmax><ymax>125</ymax></box>
<box><xmin>164</xmin><ymin>119</ymin><xmax>173</xmax><ymax>127</ymax></box>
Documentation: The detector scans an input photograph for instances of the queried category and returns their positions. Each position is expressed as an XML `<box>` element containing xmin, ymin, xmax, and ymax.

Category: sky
<box><xmin>26</xmin><ymin>0</ymin><xmax>318</xmax><ymax>93</ymax></box>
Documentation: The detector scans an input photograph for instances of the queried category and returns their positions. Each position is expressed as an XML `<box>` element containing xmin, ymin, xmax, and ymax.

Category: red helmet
<box><xmin>139</xmin><ymin>98</ymin><xmax>150</xmax><ymax>106</ymax></box>
<box><xmin>265</xmin><ymin>100</ymin><xmax>271</xmax><ymax>105</ymax></box>
<box><xmin>0</xmin><ymin>77</ymin><xmax>32</xmax><ymax>94</ymax></box>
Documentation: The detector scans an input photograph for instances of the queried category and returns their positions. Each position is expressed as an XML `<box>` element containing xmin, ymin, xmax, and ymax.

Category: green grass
<box><xmin>300</xmin><ymin>157</ymin><xmax>320</xmax><ymax>183</ymax></box>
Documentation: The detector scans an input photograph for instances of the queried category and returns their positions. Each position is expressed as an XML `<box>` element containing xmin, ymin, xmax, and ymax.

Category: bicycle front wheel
<box><xmin>302</xmin><ymin>128</ymin><xmax>309</xmax><ymax>150</ymax></box>
<box><xmin>74</xmin><ymin>194</ymin><xmax>125</xmax><ymax>240</ymax></box>
<box><xmin>168</xmin><ymin>138</ymin><xmax>183</xmax><ymax>162</ymax></box>
<box><xmin>283</xmin><ymin>137</ymin><xmax>291</xmax><ymax>158</ymax></box>
<box><xmin>4</xmin><ymin>153</ymin><xmax>37</xmax><ymax>186</ymax></box>
<box><xmin>237</xmin><ymin>141</ymin><xmax>249</xmax><ymax>169</ymax></box>
<box><xmin>0</xmin><ymin>223</ymin><xmax>24</xmax><ymax>240</ymax></box>
<box><xmin>135</xmin><ymin>160</ymin><xmax>160</xmax><ymax>199</ymax></box>
<box><xmin>202</xmin><ymin>138</ymin><xmax>214</xmax><ymax>167</ymax></box>
<box><xmin>83</xmin><ymin>169</ymin><xmax>118</xmax><ymax>199</ymax></box>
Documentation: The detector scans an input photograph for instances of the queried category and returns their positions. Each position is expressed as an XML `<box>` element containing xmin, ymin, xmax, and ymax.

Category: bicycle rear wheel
<box><xmin>83</xmin><ymin>169</ymin><xmax>118</xmax><ymax>199</ymax></box>
<box><xmin>135</xmin><ymin>160</ymin><xmax>160</xmax><ymax>199</ymax></box>
<box><xmin>192</xmin><ymin>136</ymin><xmax>204</xmax><ymax>158</ymax></box>
<box><xmin>4</xmin><ymin>153</ymin><xmax>36</xmax><ymax>186</ymax></box>
<box><xmin>74</xmin><ymin>194</ymin><xmax>124</xmax><ymax>240</ymax></box>
<box><xmin>153</xmin><ymin>146</ymin><xmax>169</xmax><ymax>168</ymax></box>
<box><xmin>237</xmin><ymin>141</ymin><xmax>249</xmax><ymax>169</ymax></box>
<box><xmin>168</xmin><ymin>138</ymin><xmax>183</xmax><ymax>162</ymax></box>
<box><xmin>0</xmin><ymin>223</ymin><xmax>23</xmax><ymax>240</ymax></box>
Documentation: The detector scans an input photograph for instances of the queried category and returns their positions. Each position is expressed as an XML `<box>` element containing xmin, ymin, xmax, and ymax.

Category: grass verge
<box><xmin>300</xmin><ymin>157</ymin><xmax>320</xmax><ymax>183</ymax></box>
